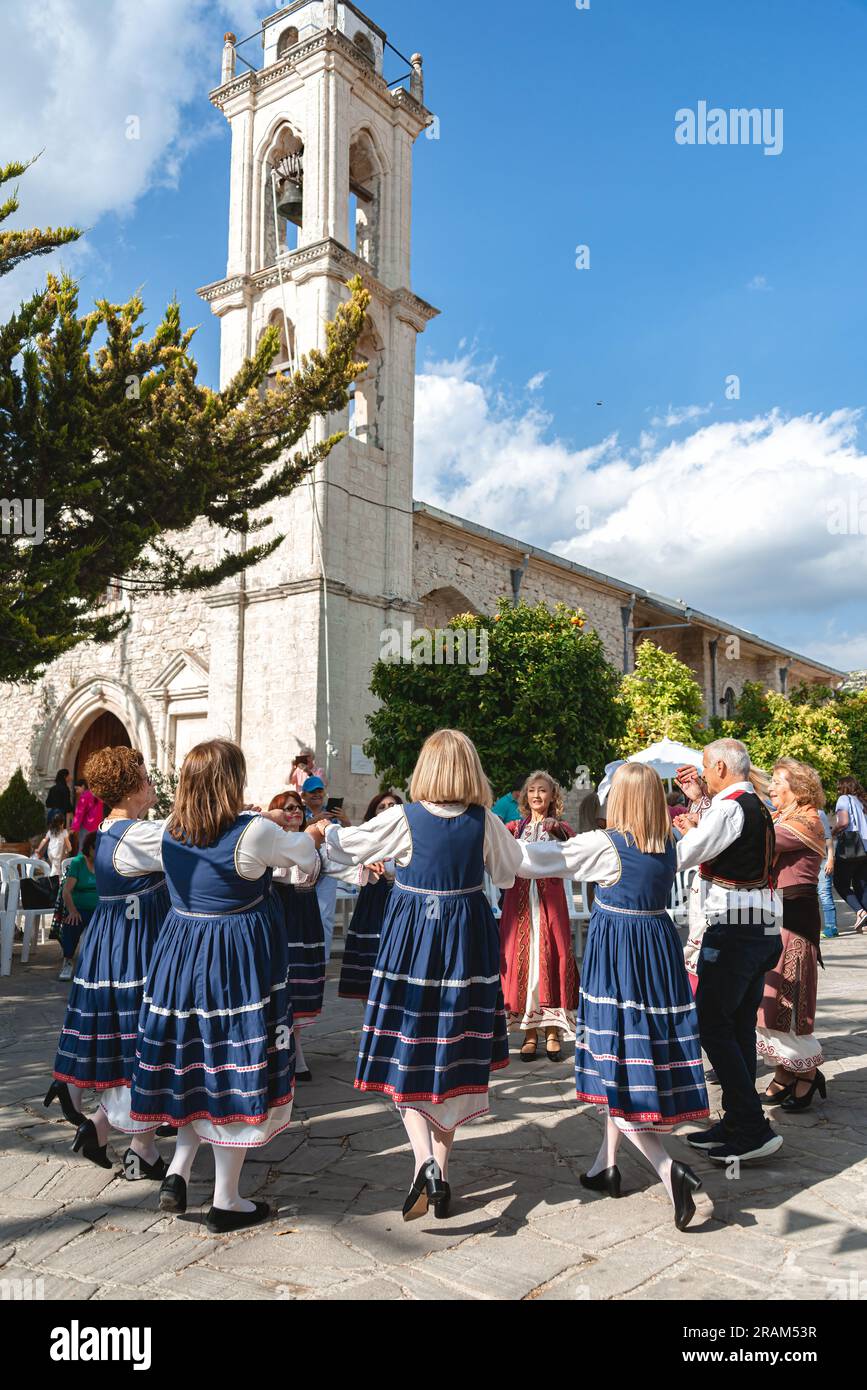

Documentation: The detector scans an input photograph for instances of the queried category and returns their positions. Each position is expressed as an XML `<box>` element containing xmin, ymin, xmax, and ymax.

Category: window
<box><xmin>353</xmin><ymin>31</ymin><xmax>375</xmax><ymax>63</ymax></box>
<box><xmin>276</xmin><ymin>26</ymin><xmax>299</xmax><ymax>59</ymax></box>
<box><xmin>722</xmin><ymin>686</ymin><xmax>737</xmax><ymax>720</ymax></box>
<box><xmin>348</xmin><ymin>132</ymin><xmax>381</xmax><ymax>271</ymax></box>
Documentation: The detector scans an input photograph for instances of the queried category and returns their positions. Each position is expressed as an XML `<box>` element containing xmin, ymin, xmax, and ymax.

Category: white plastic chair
<box><xmin>0</xmin><ymin>853</ymin><xmax>57</xmax><ymax>975</ymax></box>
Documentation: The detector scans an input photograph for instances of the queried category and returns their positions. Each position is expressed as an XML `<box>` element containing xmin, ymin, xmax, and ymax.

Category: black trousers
<box><xmin>695</xmin><ymin>920</ymin><xmax>782</xmax><ymax>1138</ymax></box>
<box><xmin>832</xmin><ymin>858</ymin><xmax>867</xmax><ymax>913</ymax></box>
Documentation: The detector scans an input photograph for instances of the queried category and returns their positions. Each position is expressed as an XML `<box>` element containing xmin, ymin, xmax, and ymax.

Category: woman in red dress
<box><xmin>499</xmin><ymin>772</ymin><xmax>579</xmax><ymax>1062</ymax></box>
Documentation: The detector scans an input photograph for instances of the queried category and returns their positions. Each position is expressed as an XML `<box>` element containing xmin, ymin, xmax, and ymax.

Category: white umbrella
<box><xmin>597</xmin><ymin>739</ymin><xmax>704</xmax><ymax>802</ymax></box>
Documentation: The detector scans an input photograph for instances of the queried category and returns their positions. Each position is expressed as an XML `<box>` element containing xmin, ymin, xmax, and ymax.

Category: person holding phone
<box><xmin>301</xmin><ymin>776</ymin><xmax>351</xmax><ymax>960</ymax></box>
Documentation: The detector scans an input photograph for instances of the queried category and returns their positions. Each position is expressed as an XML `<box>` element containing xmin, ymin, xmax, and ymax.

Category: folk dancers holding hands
<box><xmin>310</xmin><ymin>730</ymin><xmax>523</xmax><ymax>1222</ymax></box>
<box><xmin>516</xmin><ymin>763</ymin><xmax>708</xmax><ymax>1231</ymax></box>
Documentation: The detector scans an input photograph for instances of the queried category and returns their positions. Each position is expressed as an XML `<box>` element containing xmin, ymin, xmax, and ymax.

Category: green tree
<box><xmin>0</xmin><ymin>156</ymin><xmax>369</xmax><ymax>682</ymax></box>
<box><xmin>618</xmin><ymin>641</ymin><xmax>706</xmax><ymax>754</ymax></box>
<box><xmin>0</xmin><ymin>766</ymin><xmax>47</xmax><ymax>841</ymax></box>
<box><xmin>835</xmin><ymin>693</ymin><xmax>867</xmax><ymax>785</ymax></box>
<box><xmin>742</xmin><ymin>692</ymin><xmax>850</xmax><ymax>799</ymax></box>
<box><xmin>364</xmin><ymin>599</ymin><xmax>625</xmax><ymax>794</ymax></box>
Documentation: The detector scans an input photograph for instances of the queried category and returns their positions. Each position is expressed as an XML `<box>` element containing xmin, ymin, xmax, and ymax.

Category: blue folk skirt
<box><xmin>130</xmin><ymin>901</ymin><xmax>295</xmax><ymax>1147</ymax></box>
<box><xmin>339</xmin><ymin>876</ymin><xmax>392</xmax><ymax>1000</ymax></box>
<box><xmin>575</xmin><ymin>906</ymin><xmax>709</xmax><ymax>1128</ymax></box>
<box><xmin>272</xmin><ymin>882</ymin><xmax>326</xmax><ymax>1025</ymax></box>
<box><xmin>355</xmin><ymin>884</ymin><xmax>509</xmax><ymax>1116</ymax></box>
<box><xmin>53</xmin><ymin>881</ymin><xmax>170</xmax><ymax>1093</ymax></box>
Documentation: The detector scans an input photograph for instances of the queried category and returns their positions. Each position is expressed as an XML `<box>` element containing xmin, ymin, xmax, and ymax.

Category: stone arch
<box><xmin>722</xmin><ymin>685</ymin><xmax>737</xmax><ymax>720</ymax></box>
<box><xmin>34</xmin><ymin>678</ymin><xmax>157</xmax><ymax>785</ymax></box>
<box><xmin>348</xmin><ymin>127</ymin><xmax>387</xmax><ymax>271</ymax></box>
<box><xmin>353</xmin><ymin>31</ymin><xmax>375</xmax><ymax>63</ymax></box>
<box><xmin>349</xmin><ymin>314</ymin><xmax>386</xmax><ymax>449</ymax></box>
<box><xmin>276</xmin><ymin>25</ymin><xmax>299</xmax><ymax>59</ymax></box>
<box><xmin>259</xmin><ymin>306</ymin><xmax>296</xmax><ymax>376</ymax></box>
<box><xmin>258</xmin><ymin>120</ymin><xmax>305</xmax><ymax>267</ymax></box>
<box><xmin>416</xmin><ymin>585</ymin><xmax>479</xmax><ymax>631</ymax></box>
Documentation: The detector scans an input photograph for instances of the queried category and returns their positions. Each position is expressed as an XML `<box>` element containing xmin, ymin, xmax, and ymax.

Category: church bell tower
<box><xmin>198</xmin><ymin>2</ymin><xmax>438</xmax><ymax>805</ymax></box>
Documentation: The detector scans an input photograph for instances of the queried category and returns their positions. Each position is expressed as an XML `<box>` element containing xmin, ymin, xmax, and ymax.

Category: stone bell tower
<box><xmin>197</xmin><ymin>2</ymin><xmax>437</xmax><ymax>806</ymax></box>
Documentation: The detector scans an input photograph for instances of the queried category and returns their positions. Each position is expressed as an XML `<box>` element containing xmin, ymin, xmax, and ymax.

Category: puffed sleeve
<box><xmin>323</xmin><ymin>804</ymin><xmax>412</xmax><ymax>868</ymax></box>
<box><xmin>483</xmin><ymin>809</ymin><xmax>524</xmax><ymax>889</ymax></box>
<box><xmin>517</xmin><ymin>829</ymin><xmax>620</xmax><ymax>885</ymax></box>
<box><xmin>112</xmin><ymin>818</ymin><xmax>168</xmax><ymax>875</ymax></box>
<box><xmin>236</xmin><ymin>816</ymin><xmax>320</xmax><ymax>881</ymax></box>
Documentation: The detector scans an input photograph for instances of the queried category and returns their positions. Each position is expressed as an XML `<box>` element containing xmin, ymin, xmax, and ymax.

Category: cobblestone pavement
<box><xmin>1</xmin><ymin>918</ymin><xmax>865</xmax><ymax>1302</ymax></box>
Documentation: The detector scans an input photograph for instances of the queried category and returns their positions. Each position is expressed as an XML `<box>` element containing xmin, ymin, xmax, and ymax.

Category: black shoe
<box><xmin>44</xmin><ymin>1080</ymin><xmax>82</xmax><ymax>1126</ymax></box>
<box><xmin>686</xmin><ymin>1119</ymin><xmax>733</xmax><ymax>1151</ymax></box>
<box><xmin>205</xmin><ymin>1201</ymin><xmax>271</xmax><ymax>1235</ymax></box>
<box><xmin>71</xmin><ymin>1118</ymin><xmax>112</xmax><ymax>1170</ymax></box>
<box><xmin>432</xmin><ymin>1181</ymin><xmax>452</xmax><ymax>1219</ymax></box>
<box><xmin>401</xmin><ymin>1158</ymin><xmax>446</xmax><ymax>1222</ymax></box>
<box><xmin>155</xmin><ymin>1124</ymin><xmax>177</xmax><ymax>1138</ymax></box>
<box><xmin>706</xmin><ymin>1130</ymin><xmax>783</xmax><ymax>1164</ymax></box>
<box><xmin>295</xmin><ymin>1069</ymin><xmax>313</xmax><ymax>1083</ymax></box>
<box><xmin>762</xmin><ymin>1081</ymin><xmax>795</xmax><ymax>1106</ymax></box>
<box><xmin>671</xmin><ymin>1160</ymin><xmax>702</xmax><ymax>1231</ymax></box>
<box><xmin>121</xmin><ymin>1148</ymin><xmax>169</xmax><ymax>1182</ymax></box>
<box><xmin>780</xmin><ymin>1071</ymin><xmax>826</xmax><ymax>1112</ymax></box>
<box><xmin>159</xmin><ymin>1174</ymin><xmax>187</xmax><ymax>1214</ymax></box>
<box><xmin>579</xmin><ymin>1165</ymin><xmax>622</xmax><ymax>1198</ymax></box>
<box><xmin>545</xmin><ymin>1041</ymin><xmax>563</xmax><ymax>1063</ymax></box>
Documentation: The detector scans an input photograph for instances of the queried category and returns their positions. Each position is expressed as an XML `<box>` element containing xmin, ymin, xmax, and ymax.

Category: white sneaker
<box><xmin>58</xmin><ymin>960</ymin><xmax>74</xmax><ymax>982</ymax></box>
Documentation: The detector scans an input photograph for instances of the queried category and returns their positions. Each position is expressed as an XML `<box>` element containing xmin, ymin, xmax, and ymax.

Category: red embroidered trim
<box><xmin>354</xmin><ymin>1057</ymin><xmax>510</xmax><ymax>1104</ymax></box>
<box><xmin>575</xmin><ymin>1091</ymin><xmax>710</xmax><ymax>1123</ymax></box>
<box><xmin>337</xmin><ymin>991</ymin><xmax>368</xmax><ymax>1000</ymax></box>
<box><xmin>129</xmin><ymin>1090</ymin><xmax>294</xmax><ymax>1127</ymax></box>
<box><xmin>53</xmin><ymin>1072</ymin><xmax>130</xmax><ymax>1091</ymax></box>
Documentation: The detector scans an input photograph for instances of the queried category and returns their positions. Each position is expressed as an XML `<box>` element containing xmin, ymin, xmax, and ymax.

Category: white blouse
<box><xmin>324</xmin><ymin>802</ymin><xmax>524</xmax><ymax>889</ymax></box>
<box><xmin>516</xmin><ymin>829</ymin><xmax>621</xmax><ymax>887</ymax></box>
<box><xmin>102</xmin><ymin>814</ymin><xmax>319</xmax><ymax>882</ymax></box>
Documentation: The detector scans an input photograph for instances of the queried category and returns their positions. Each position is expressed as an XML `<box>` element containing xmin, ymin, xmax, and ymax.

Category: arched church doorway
<box><xmin>73</xmin><ymin>711</ymin><xmax>132</xmax><ymax>782</ymax></box>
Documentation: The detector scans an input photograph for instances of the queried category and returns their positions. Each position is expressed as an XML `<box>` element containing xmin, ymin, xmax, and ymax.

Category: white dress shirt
<box><xmin>103</xmin><ymin>814</ymin><xmax>319</xmax><ymax>881</ymax></box>
<box><xmin>324</xmin><ymin>802</ymin><xmax>524</xmax><ymax>889</ymax></box>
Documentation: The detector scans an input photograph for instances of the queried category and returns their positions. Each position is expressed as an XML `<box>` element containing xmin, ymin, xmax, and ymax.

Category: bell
<box><xmin>275</xmin><ymin>174</ymin><xmax>303</xmax><ymax>226</ymax></box>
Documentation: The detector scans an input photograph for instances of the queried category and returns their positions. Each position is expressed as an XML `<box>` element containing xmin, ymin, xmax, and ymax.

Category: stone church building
<box><xmin>0</xmin><ymin>1</ymin><xmax>841</xmax><ymax>817</ymax></box>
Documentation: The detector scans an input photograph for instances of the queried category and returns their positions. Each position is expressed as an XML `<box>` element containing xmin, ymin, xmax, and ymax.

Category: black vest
<box><xmin>699</xmin><ymin>789</ymin><xmax>774</xmax><ymax>890</ymax></box>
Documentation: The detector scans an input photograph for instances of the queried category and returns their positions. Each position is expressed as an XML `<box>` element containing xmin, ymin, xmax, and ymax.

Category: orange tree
<box><xmin>364</xmin><ymin>599</ymin><xmax>625</xmax><ymax>795</ymax></box>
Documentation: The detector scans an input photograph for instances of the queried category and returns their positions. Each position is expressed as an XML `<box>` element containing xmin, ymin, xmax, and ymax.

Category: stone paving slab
<box><xmin>1</xmin><ymin>920</ymin><xmax>866</xmax><ymax>1301</ymax></box>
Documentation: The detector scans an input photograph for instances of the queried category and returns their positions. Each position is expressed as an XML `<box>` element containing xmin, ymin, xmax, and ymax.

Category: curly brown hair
<box><xmin>773</xmin><ymin>758</ymin><xmax>825</xmax><ymax>810</ymax></box>
<box><xmin>518</xmin><ymin>770</ymin><xmax>565</xmax><ymax>821</ymax></box>
<box><xmin>82</xmin><ymin>746</ymin><xmax>145</xmax><ymax>808</ymax></box>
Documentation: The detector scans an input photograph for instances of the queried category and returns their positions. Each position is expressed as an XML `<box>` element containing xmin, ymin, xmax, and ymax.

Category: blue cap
<box><xmin>302</xmin><ymin>776</ymin><xmax>325</xmax><ymax>792</ymax></box>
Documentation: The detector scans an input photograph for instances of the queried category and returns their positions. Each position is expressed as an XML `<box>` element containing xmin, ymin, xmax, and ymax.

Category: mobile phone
<box><xmin>326</xmin><ymin>797</ymin><xmax>344</xmax><ymax>812</ymax></box>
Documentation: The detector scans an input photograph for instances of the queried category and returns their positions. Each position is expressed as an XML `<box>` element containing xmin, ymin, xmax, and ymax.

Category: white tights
<box><xmin>587</xmin><ymin>1116</ymin><xmax>674</xmax><ymax>1203</ymax></box>
<box><xmin>165</xmin><ymin>1127</ymin><xmax>254</xmax><ymax>1212</ymax></box>
<box><xmin>294</xmin><ymin>1031</ymin><xmax>307</xmax><ymax>1074</ymax></box>
<box><xmin>91</xmin><ymin>1106</ymin><xmax>159</xmax><ymax>1165</ymax></box>
<box><xmin>400</xmin><ymin>1107</ymin><xmax>456</xmax><ymax>1180</ymax></box>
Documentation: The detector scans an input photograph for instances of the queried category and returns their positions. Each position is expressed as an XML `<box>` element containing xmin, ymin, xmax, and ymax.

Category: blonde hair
<box><xmin>409</xmin><ymin>729</ymin><xmax>493</xmax><ymax>808</ymax></box>
<box><xmin>518</xmin><ymin>770</ymin><xmax>564</xmax><ymax>821</ymax></box>
<box><xmin>773</xmin><ymin>758</ymin><xmax>825</xmax><ymax>810</ymax></box>
<box><xmin>605</xmin><ymin>763</ymin><xmax>672</xmax><ymax>853</ymax></box>
<box><xmin>168</xmin><ymin>739</ymin><xmax>247</xmax><ymax>847</ymax></box>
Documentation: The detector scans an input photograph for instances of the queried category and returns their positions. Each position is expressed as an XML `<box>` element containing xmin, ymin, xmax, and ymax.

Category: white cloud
<box><xmin>747</xmin><ymin>274</ymin><xmax>771</xmax><ymax>291</ymax></box>
<box><xmin>415</xmin><ymin>357</ymin><xmax>867</xmax><ymax>667</ymax></box>
<box><xmin>527</xmin><ymin>371</ymin><xmax>548</xmax><ymax>392</ymax></box>
<box><xmin>649</xmin><ymin>402</ymin><xmax>714</xmax><ymax>429</ymax></box>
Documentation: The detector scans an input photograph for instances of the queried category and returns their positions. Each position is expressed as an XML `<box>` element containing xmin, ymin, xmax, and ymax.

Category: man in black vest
<box><xmin>677</xmin><ymin>739</ymin><xmax>783</xmax><ymax>1163</ymax></box>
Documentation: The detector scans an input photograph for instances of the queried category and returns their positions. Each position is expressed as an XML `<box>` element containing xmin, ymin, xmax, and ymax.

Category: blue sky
<box><xmin>5</xmin><ymin>0</ymin><xmax>867</xmax><ymax>669</ymax></box>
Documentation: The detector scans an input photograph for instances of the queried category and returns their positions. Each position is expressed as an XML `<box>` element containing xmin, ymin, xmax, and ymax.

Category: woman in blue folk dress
<box><xmin>47</xmin><ymin>746</ymin><xmax>172</xmax><ymax>1183</ymax></box>
<box><xmin>518</xmin><ymin>763</ymin><xmax>708</xmax><ymax>1231</ymax></box>
<box><xmin>338</xmin><ymin>790</ymin><xmax>402</xmax><ymax>1002</ymax></box>
<box><xmin>312</xmin><ymin>731</ymin><xmax>523</xmax><ymax>1223</ymax></box>
<box><xmin>268</xmin><ymin>789</ymin><xmax>327</xmax><ymax>1083</ymax></box>
<box><xmin>129</xmin><ymin>740</ymin><xmax>319</xmax><ymax>1235</ymax></box>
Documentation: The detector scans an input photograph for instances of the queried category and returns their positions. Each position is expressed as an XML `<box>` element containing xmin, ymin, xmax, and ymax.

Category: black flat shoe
<box><xmin>44</xmin><ymin>1080</ymin><xmax>82</xmax><ymax>1126</ymax></box>
<box><xmin>671</xmin><ymin>1160</ymin><xmax>702</xmax><ymax>1231</ymax></box>
<box><xmin>159</xmin><ymin>1174</ymin><xmax>187</xmax><ymax>1214</ymax></box>
<box><xmin>762</xmin><ymin>1082</ymin><xmax>794</xmax><ymax>1106</ymax></box>
<box><xmin>155</xmin><ymin>1124</ymin><xmax>177</xmax><ymax>1138</ymax></box>
<box><xmin>295</xmin><ymin>1069</ymin><xmax>313</xmax><ymax>1083</ymax></box>
<box><xmin>580</xmin><ymin>1165</ymin><xmax>622</xmax><ymax>1198</ymax></box>
<box><xmin>71</xmin><ymin>1118</ymin><xmax>112</xmax><ymax>1170</ymax></box>
<box><xmin>205</xmin><ymin>1201</ymin><xmax>271</xmax><ymax>1235</ymax></box>
<box><xmin>520</xmin><ymin>1040</ymin><xmax>539</xmax><ymax>1063</ymax></box>
<box><xmin>121</xmin><ymin>1148</ymin><xmax>169</xmax><ymax>1182</ymax></box>
<box><xmin>780</xmin><ymin>1071</ymin><xmax>827</xmax><ymax>1112</ymax></box>
<box><xmin>401</xmin><ymin>1158</ymin><xmax>447</xmax><ymax>1222</ymax></box>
